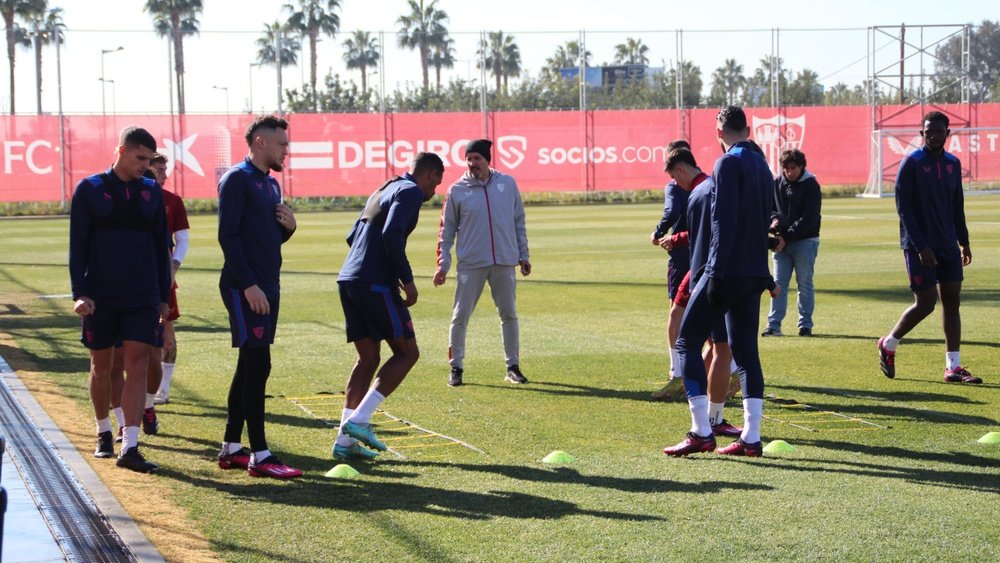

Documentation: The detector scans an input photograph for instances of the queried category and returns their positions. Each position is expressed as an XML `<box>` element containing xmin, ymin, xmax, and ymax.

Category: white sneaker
<box><xmin>153</xmin><ymin>390</ymin><xmax>169</xmax><ymax>405</ymax></box>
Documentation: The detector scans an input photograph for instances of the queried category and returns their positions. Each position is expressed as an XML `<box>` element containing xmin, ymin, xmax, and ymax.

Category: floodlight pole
<box><xmin>100</xmin><ymin>46</ymin><xmax>123</xmax><ymax>117</ymax></box>
<box><xmin>55</xmin><ymin>20</ymin><xmax>67</xmax><ymax>209</ymax></box>
<box><xmin>276</xmin><ymin>28</ymin><xmax>283</xmax><ymax>116</ymax></box>
<box><xmin>480</xmin><ymin>30</ymin><xmax>488</xmax><ymax>137</ymax></box>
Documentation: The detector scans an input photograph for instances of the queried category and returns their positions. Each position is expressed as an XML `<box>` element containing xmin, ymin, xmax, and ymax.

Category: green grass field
<box><xmin>1</xmin><ymin>197</ymin><xmax>999</xmax><ymax>561</ymax></box>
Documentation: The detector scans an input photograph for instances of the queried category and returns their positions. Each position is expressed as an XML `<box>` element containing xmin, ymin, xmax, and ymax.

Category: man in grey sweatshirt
<box><xmin>434</xmin><ymin>139</ymin><xmax>531</xmax><ymax>387</ymax></box>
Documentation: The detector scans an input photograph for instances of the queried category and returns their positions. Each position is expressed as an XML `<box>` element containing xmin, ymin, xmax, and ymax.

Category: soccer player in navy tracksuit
<box><xmin>333</xmin><ymin>152</ymin><xmax>445</xmax><ymax>460</ymax></box>
<box><xmin>69</xmin><ymin>126</ymin><xmax>171</xmax><ymax>473</ymax></box>
<box><xmin>664</xmin><ymin>106</ymin><xmax>773</xmax><ymax>458</ymax></box>
<box><xmin>651</xmin><ymin>139</ymin><xmax>692</xmax><ymax>400</ymax></box>
<box><xmin>877</xmin><ymin>111</ymin><xmax>978</xmax><ymax>384</ymax></box>
<box><xmin>216</xmin><ymin>115</ymin><xmax>302</xmax><ymax>479</ymax></box>
<box><xmin>661</xmin><ymin>148</ymin><xmax>745</xmax><ymax>438</ymax></box>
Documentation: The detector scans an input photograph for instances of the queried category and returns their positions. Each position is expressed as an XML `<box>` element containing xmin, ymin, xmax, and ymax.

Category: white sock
<box><xmin>113</xmin><ymin>407</ymin><xmax>125</xmax><ymax>430</ymax></box>
<box><xmin>159</xmin><ymin>362</ymin><xmax>175</xmax><ymax>395</ymax></box>
<box><xmin>336</xmin><ymin>408</ymin><xmax>356</xmax><ymax>447</ymax></box>
<box><xmin>96</xmin><ymin>417</ymin><xmax>113</xmax><ymax>434</ymax></box>
<box><xmin>708</xmin><ymin>402</ymin><xmax>726</xmax><ymax>426</ymax></box>
<box><xmin>741</xmin><ymin>398</ymin><xmax>764</xmax><ymax>443</ymax></box>
<box><xmin>251</xmin><ymin>449</ymin><xmax>272</xmax><ymax>465</ymax></box>
<box><xmin>883</xmin><ymin>335</ymin><xmax>899</xmax><ymax>350</ymax></box>
<box><xmin>222</xmin><ymin>441</ymin><xmax>243</xmax><ymax>455</ymax></box>
<box><xmin>145</xmin><ymin>393</ymin><xmax>156</xmax><ymax>409</ymax></box>
<box><xmin>668</xmin><ymin>347</ymin><xmax>677</xmax><ymax>378</ymax></box>
<box><xmin>121</xmin><ymin>426</ymin><xmax>140</xmax><ymax>451</ymax></box>
<box><xmin>946</xmin><ymin>351</ymin><xmax>960</xmax><ymax>370</ymax></box>
<box><xmin>688</xmin><ymin>395</ymin><xmax>711</xmax><ymax>437</ymax></box>
<box><xmin>349</xmin><ymin>389</ymin><xmax>385</xmax><ymax>424</ymax></box>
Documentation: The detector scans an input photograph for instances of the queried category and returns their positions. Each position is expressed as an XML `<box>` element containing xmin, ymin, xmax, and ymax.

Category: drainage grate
<box><xmin>0</xmin><ymin>375</ymin><xmax>135</xmax><ymax>562</ymax></box>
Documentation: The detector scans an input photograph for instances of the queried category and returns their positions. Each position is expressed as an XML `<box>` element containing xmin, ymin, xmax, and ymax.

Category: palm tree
<box><xmin>256</xmin><ymin>21</ymin><xmax>300</xmax><ymax>68</ymax></box>
<box><xmin>711</xmin><ymin>58</ymin><xmax>745</xmax><ymax>105</ymax></box>
<box><xmin>428</xmin><ymin>34</ymin><xmax>454</xmax><ymax>91</ymax></box>
<box><xmin>342</xmin><ymin>30</ymin><xmax>379</xmax><ymax>95</ymax></box>
<box><xmin>283</xmin><ymin>0</ymin><xmax>341</xmax><ymax>112</ymax></box>
<box><xmin>547</xmin><ymin>40</ymin><xmax>591</xmax><ymax>71</ymax></box>
<box><xmin>145</xmin><ymin>0</ymin><xmax>202</xmax><ymax>115</ymax></box>
<box><xmin>2</xmin><ymin>0</ymin><xmax>43</xmax><ymax>114</ymax></box>
<box><xmin>479</xmin><ymin>31</ymin><xmax>520</xmax><ymax>94</ymax></box>
<box><xmin>26</xmin><ymin>4</ymin><xmax>63</xmax><ymax>114</ymax></box>
<box><xmin>396</xmin><ymin>0</ymin><xmax>448</xmax><ymax>91</ymax></box>
<box><xmin>613</xmin><ymin>37</ymin><xmax>649</xmax><ymax>66</ymax></box>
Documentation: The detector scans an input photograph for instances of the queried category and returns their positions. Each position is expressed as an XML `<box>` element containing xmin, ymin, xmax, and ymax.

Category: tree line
<box><xmin>3</xmin><ymin>1</ymin><xmax>998</xmax><ymax>115</ymax></box>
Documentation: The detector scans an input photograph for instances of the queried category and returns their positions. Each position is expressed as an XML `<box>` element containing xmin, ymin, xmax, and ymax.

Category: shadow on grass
<box><xmin>208</xmin><ymin>539</ymin><xmax>313</xmax><ymax>563</ymax></box>
<box><xmin>789</xmin><ymin>332</ymin><xmax>1000</xmax><ymax>349</ymax></box>
<box><xmin>768</xmin><ymin>382</ymin><xmax>990</xmax><ymax>406</ymax></box>
<box><xmin>766</xmin><ymin>383</ymin><xmax>998</xmax><ymax>426</ymax></box>
<box><xmin>467</xmin><ymin>380</ymin><xmax>654</xmax><ymax>403</ymax></box>
<box><xmin>741</xmin><ymin>438</ymin><xmax>1000</xmax><ymax>494</ymax></box>
<box><xmin>822</xmin><ymin>286</ymin><xmax>1000</xmax><ymax>305</ymax></box>
<box><xmin>161</xmin><ymin>466</ymin><xmax>668</xmax><ymax>522</ymax></box>
<box><xmin>370</xmin><ymin>459</ymin><xmax>775</xmax><ymax>496</ymax></box>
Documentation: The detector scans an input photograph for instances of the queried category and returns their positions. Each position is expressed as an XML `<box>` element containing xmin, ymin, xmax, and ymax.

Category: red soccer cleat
<box><xmin>712</xmin><ymin>419</ymin><xmax>743</xmax><ymax>437</ymax></box>
<box><xmin>715</xmin><ymin>439</ymin><xmax>763</xmax><ymax>457</ymax></box>
<box><xmin>248</xmin><ymin>456</ymin><xmax>302</xmax><ymax>479</ymax></box>
<box><xmin>877</xmin><ymin>337</ymin><xmax>895</xmax><ymax>379</ymax></box>
<box><xmin>663</xmin><ymin>432</ymin><xmax>716</xmax><ymax>457</ymax></box>
<box><xmin>944</xmin><ymin>366</ymin><xmax>982</xmax><ymax>384</ymax></box>
<box><xmin>218</xmin><ymin>447</ymin><xmax>252</xmax><ymax>470</ymax></box>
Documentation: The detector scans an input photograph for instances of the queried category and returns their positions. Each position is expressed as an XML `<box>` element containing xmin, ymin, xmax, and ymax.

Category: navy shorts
<box><xmin>81</xmin><ymin>300</ymin><xmax>161</xmax><ymax>350</ymax></box>
<box><xmin>667</xmin><ymin>260</ymin><xmax>689</xmax><ymax>301</ymax></box>
<box><xmin>116</xmin><ymin>320</ymin><xmax>164</xmax><ymax>349</ymax></box>
<box><xmin>903</xmin><ymin>247</ymin><xmax>963</xmax><ymax>291</ymax></box>
<box><xmin>339</xmin><ymin>281</ymin><xmax>415</xmax><ymax>343</ymax></box>
<box><xmin>220</xmin><ymin>286</ymin><xmax>279</xmax><ymax>348</ymax></box>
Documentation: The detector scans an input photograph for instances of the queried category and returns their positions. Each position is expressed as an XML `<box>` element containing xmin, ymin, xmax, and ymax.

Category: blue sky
<box><xmin>2</xmin><ymin>0</ymin><xmax>991</xmax><ymax>114</ymax></box>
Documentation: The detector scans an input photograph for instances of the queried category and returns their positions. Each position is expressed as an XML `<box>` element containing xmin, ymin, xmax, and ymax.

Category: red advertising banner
<box><xmin>1</xmin><ymin>104</ymin><xmax>997</xmax><ymax>203</ymax></box>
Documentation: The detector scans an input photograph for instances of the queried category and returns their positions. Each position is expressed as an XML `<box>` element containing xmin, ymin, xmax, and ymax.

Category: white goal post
<box><xmin>861</xmin><ymin>127</ymin><xmax>1000</xmax><ymax>198</ymax></box>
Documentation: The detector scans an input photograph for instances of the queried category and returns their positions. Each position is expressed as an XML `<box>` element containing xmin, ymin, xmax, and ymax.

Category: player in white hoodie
<box><xmin>435</xmin><ymin>139</ymin><xmax>531</xmax><ymax>387</ymax></box>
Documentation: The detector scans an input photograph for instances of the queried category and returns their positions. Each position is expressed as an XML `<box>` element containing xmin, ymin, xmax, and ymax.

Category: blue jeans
<box><xmin>768</xmin><ymin>237</ymin><xmax>820</xmax><ymax>330</ymax></box>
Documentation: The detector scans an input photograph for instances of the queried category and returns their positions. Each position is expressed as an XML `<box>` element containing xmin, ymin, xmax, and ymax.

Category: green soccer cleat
<box><xmin>333</xmin><ymin>442</ymin><xmax>380</xmax><ymax>461</ymax></box>
<box><xmin>341</xmin><ymin>420</ymin><xmax>387</xmax><ymax>452</ymax></box>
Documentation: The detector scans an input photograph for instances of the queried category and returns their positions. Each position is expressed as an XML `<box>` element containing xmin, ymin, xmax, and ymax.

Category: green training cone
<box><xmin>325</xmin><ymin>464</ymin><xmax>361</xmax><ymax>479</ymax></box>
<box><xmin>542</xmin><ymin>450</ymin><xmax>576</xmax><ymax>464</ymax></box>
<box><xmin>763</xmin><ymin>440</ymin><xmax>796</xmax><ymax>454</ymax></box>
<box><xmin>977</xmin><ymin>431</ymin><xmax>1000</xmax><ymax>444</ymax></box>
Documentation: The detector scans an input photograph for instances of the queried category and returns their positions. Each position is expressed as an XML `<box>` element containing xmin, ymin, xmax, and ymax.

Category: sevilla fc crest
<box><xmin>752</xmin><ymin>114</ymin><xmax>806</xmax><ymax>175</ymax></box>
<box><xmin>253</xmin><ymin>326</ymin><xmax>265</xmax><ymax>339</ymax></box>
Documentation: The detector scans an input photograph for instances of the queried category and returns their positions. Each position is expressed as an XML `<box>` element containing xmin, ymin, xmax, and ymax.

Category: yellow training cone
<box><xmin>977</xmin><ymin>432</ymin><xmax>1000</xmax><ymax>444</ymax></box>
<box><xmin>542</xmin><ymin>450</ymin><xmax>576</xmax><ymax>464</ymax></box>
<box><xmin>325</xmin><ymin>464</ymin><xmax>361</xmax><ymax>478</ymax></box>
<box><xmin>762</xmin><ymin>440</ymin><xmax>796</xmax><ymax>454</ymax></box>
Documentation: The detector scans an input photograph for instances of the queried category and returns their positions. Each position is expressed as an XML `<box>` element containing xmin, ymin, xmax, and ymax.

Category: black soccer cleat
<box><xmin>116</xmin><ymin>446</ymin><xmax>159</xmax><ymax>473</ymax></box>
<box><xmin>448</xmin><ymin>366</ymin><xmax>464</xmax><ymax>387</ymax></box>
<box><xmin>505</xmin><ymin>364</ymin><xmax>528</xmax><ymax>384</ymax></box>
<box><xmin>94</xmin><ymin>431</ymin><xmax>115</xmax><ymax>458</ymax></box>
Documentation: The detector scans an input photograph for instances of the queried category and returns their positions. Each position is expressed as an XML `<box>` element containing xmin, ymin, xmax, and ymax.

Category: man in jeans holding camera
<box><xmin>762</xmin><ymin>148</ymin><xmax>822</xmax><ymax>337</ymax></box>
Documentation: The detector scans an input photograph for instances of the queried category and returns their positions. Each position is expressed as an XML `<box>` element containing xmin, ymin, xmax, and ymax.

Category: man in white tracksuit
<box><xmin>434</xmin><ymin>139</ymin><xmax>531</xmax><ymax>387</ymax></box>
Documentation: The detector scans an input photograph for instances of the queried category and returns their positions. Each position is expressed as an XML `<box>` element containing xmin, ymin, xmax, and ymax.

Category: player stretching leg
<box><xmin>334</xmin><ymin>153</ymin><xmax>445</xmax><ymax>459</ymax></box>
